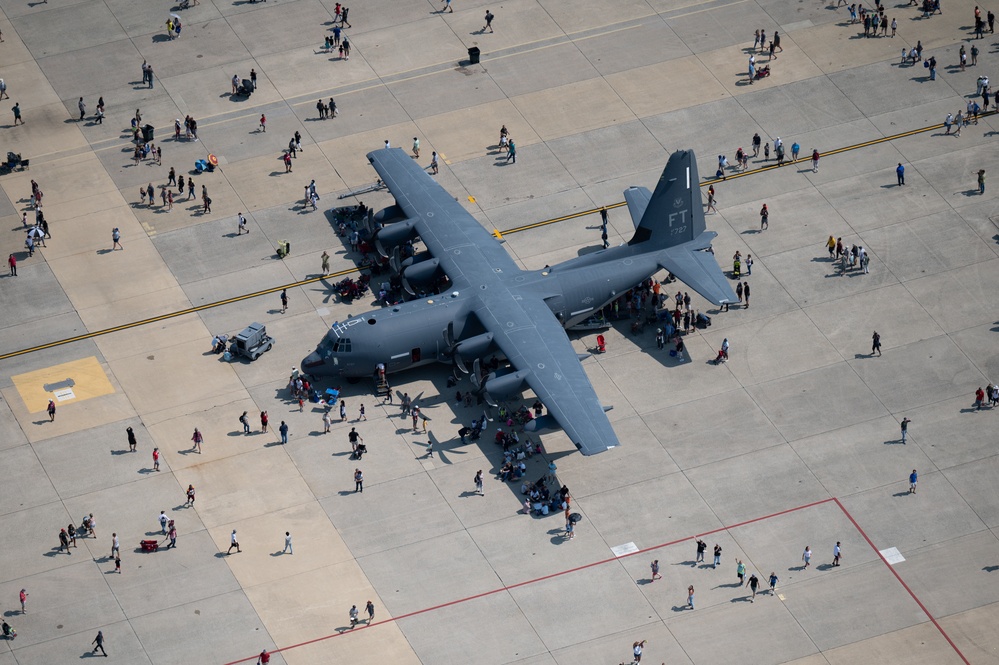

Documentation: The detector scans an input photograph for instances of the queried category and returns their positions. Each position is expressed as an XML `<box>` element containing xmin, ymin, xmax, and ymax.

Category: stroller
<box><xmin>235</xmin><ymin>79</ymin><xmax>253</xmax><ymax>98</ymax></box>
<box><xmin>351</xmin><ymin>443</ymin><xmax>367</xmax><ymax>460</ymax></box>
<box><xmin>755</xmin><ymin>65</ymin><xmax>771</xmax><ymax>80</ymax></box>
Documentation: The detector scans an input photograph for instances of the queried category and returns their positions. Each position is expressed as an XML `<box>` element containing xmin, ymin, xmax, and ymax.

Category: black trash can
<box><xmin>468</xmin><ymin>47</ymin><xmax>480</xmax><ymax>65</ymax></box>
<box><xmin>142</xmin><ymin>124</ymin><xmax>154</xmax><ymax>142</ymax></box>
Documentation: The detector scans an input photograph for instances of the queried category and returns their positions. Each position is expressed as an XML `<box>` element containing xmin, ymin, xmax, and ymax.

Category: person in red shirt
<box><xmin>257</xmin><ymin>649</ymin><xmax>270</xmax><ymax>664</ymax></box>
<box><xmin>152</xmin><ymin>447</ymin><xmax>160</xmax><ymax>471</ymax></box>
<box><xmin>8</xmin><ymin>253</ymin><xmax>15</xmax><ymax>276</ymax></box>
<box><xmin>976</xmin><ymin>387</ymin><xmax>986</xmax><ymax>410</ymax></box>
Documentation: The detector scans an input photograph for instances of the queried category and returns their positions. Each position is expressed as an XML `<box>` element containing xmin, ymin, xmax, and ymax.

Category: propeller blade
<box><xmin>455</xmin><ymin>353</ymin><xmax>469</xmax><ymax>374</ymax></box>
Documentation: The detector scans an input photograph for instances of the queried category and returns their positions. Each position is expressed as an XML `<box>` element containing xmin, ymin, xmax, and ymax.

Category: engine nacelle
<box><xmin>453</xmin><ymin>332</ymin><xmax>494</xmax><ymax>373</ymax></box>
<box><xmin>524</xmin><ymin>415</ymin><xmax>559</xmax><ymax>433</ymax></box>
<box><xmin>374</xmin><ymin>220</ymin><xmax>417</xmax><ymax>258</ymax></box>
<box><xmin>482</xmin><ymin>369</ymin><xmax>530</xmax><ymax>404</ymax></box>
<box><xmin>401</xmin><ymin>258</ymin><xmax>442</xmax><ymax>295</ymax></box>
<box><xmin>372</xmin><ymin>204</ymin><xmax>405</xmax><ymax>226</ymax></box>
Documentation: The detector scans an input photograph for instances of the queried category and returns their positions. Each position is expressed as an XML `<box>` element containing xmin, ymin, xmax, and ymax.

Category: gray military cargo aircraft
<box><xmin>302</xmin><ymin>148</ymin><xmax>735</xmax><ymax>455</ymax></box>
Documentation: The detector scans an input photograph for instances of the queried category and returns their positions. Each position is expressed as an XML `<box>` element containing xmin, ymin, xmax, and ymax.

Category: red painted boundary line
<box><xmin>223</xmin><ymin>497</ymin><xmax>835</xmax><ymax>664</ymax></box>
<box><xmin>832</xmin><ymin>498</ymin><xmax>970</xmax><ymax>665</ymax></box>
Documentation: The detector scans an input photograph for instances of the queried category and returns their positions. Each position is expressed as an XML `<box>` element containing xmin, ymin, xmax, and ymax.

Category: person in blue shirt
<box><xmin>896</xmin><ymin>163</ymin><xmax>905</xmax><ymax>186</ymax></box>
<box><xmin>909</xmin><ymin>469</ymin><xmax>918</xmax><ymax>493</ymax></box>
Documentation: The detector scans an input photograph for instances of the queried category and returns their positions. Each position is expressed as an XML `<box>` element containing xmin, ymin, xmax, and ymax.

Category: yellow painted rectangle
<box><xmin>12</xmin><ymin>357</ymin><xmax>115</xmax><ymax>413</ymax></box>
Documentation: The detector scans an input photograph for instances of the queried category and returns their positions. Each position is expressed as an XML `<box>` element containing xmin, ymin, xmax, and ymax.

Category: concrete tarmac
<box><xmin>1</xmin><ymin>0</ymin><xmax>998</xmax><ymax>663</ymax></box>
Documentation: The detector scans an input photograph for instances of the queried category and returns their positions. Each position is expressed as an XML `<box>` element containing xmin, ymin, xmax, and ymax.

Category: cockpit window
<box><xmin>318</xmin><ymin>336</ymin><xmax>351</xmax><ymax>358</ymax></box>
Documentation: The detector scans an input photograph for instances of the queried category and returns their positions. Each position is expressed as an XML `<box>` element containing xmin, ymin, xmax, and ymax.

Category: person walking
<box><xmin>651</xmin><ymin>560</ymin><xmax>662</xmax><ymax>581</ymax></box>
<box><xmin>872</xmin><ymin>330</ymin><xmax>882</xmax><ymax>356</ymax></box>
<box><xmin>832</xmin><ymin>541</ymin><xmax>842</xmax><ymax>566</ymax></box>
<box><xmin>736</xmin><ymin>558</ymin><xmax>746</xmax><ymax>584</ymax></box>
<box><xmin>348</xmin><ymin>427</ymin><xmax>362</xmax><ymax>452</ymax></box>
<box><xmin>909</xmin><ymin>468</ymin><xmax>918</xmax><ymax>493</ymax></box>
<box><xmin>687</xmin><ymin>585</ymin><xmax>695</xmax><ymax>609</ymax></box>
<box><xmin>47</xmin><ymin>399</ymin><xmax>56</xmax><ymax>421</ymax></box>
<box><xmin>321</xmin><ymin>250</ymin><xmax>330</xmax><ymax>275</ymax></box>
<box><xmin>978</xmin><ymin>169</ymin><xmax>986</xmax><ymax>194</ymax></box>
<box><xmin>191</xmin><ymin>428</ymin><xmax>202</xmax><ymax>453</ymax></box>
<box><xmin>185</xmin><ymin>484</ymin><xmax>195</xmax><ymax>506</ymax></box>
<box><xmin>240</xmin><ymin>411</ymin><xmax>250</xmax><ymax>434</ymax></box>
<box><xmin>430</xmin><ymin>151</ymin><xmax>439</xmax><ymax>174</ymax></box>
<box><xmin>78</xmin><ymin>97</ymin><xmax>86</xmax><ymax>121</ymax></box>
<box><xmin>713</xmin><ymin>543</ymin><xmax>722</xmax><ymax>568</ymax></box>
<box><xmin>59</xmin><ymin>528</ymin><xmax>72</xmax><ymax>553</ymax></box>
<box><xmin>896</xmin><ymin>163</ymin><xmax>905</xmax><ymax>185</ymax></box>
<box><xmin>366</xmin><ymin>600</ymin><xmax>375</xmax><ymax>623</ymax></box>
<box><xmin>354</xmin><ymin>468</ymin><xmax>364</xmax><ymax>493</ymax></box>
<box><xmin>7</xmin><ymin>253</ymin><xmax>15</xmax><ymax>276</ymax></box>
<box><xmin>760</xmin><ymin>203</ymin><xmax>769</xmax><ymax>230</ymax></box>
<box><xmin>802</xmin><ymin>545</ymin><xmax>812</xmax><ymax>568</ymax></box>
<box><xmin>474</xmin><ymin>470</ymin><xmax>484</xmax><ymax>494</ymax></box>
<box><xmin>900</xmin><ymin>417</ymin><xmax>911</xmax><ymax>443</ymax></box>
<box><xmin>112</xmin><ymin>227</ymin><xmax>123</xmax><ymax>250</ymax></box>
<box><xmin>159</xmin><ymin>510</ymin><xmax>169</xmax><ymax>535</ymax></box>
<box><xmin>127</xmin><ymin>426</ymin><xmax>137</xmax><ymax>452</ymax></box>
<box><xmin>279</xmin><ymin>420</ymin><xmax>289</xmax><ymax>444</ymax></box>
<box><xmin>92</xmin><ymin>630</ymin><xmax>107</xmax><ymax>656</ymax></box>
<box><xmin>769</xmin><ymin>571</ymin><xmax>779</xmax><ymax>594</ymax></box>
<box><xmin>19</xmin><ymin>589</ymin><xmax>28</xmax><ymax>614</ymax></box>
<box><xmin>12</xmin><ymin>102</ymin><xmax>23</xmax><ymax>125</ymax></box>
<box><xmin>227</xmin><ymin>529</ymin><xmax>241</xmax><ymax>554</ymax></box>
<box><xmin>280</xmin><ymin>289</ymin><xmax>288</xmax><ymax>313</ymax></box>
<box><xmin>811</xmin><ymin>149</ymin><xmax>820</xmax><ymax>172</ymax></box>
<box><xmin>412</xmin><ymin>137</ymin><xmax>420</xmax><ymax>159</ymax></box>
<box><xmin>746</xmin><ymin>573</ymin><xmax>760</xmax><ymax>601</ymax></box>
<box><xmin>633</xmin><ymin>640</ymin><xmax>647</xmax><ymax>662</ymax></box>
<box><xmin>323</xmin><ymin>411</ymin><xmax>332</xmax><ymax>433</ymax></box>
<box><xmin>165</xmin><ymin>525</ymin><xmax>177</xmax><ymax>549</ymax></box>
<box><xmin>238</xmin><ymin>213</ymin><xmax>248</xmax><ymax>235</ymax></box>
<box><xmin>151</xmin><ymin>446</ymin><xmax>160</xmax><ymax>471</ymax></box>
<box><xmin>283</xmin><ymin>531</ymin><xmax>293</xmax><ymax>554</ymax></box>
<box><xmin>483</xmin><ymin>9</ymin><xmax>494</xmax><ymax>31</ymax></box>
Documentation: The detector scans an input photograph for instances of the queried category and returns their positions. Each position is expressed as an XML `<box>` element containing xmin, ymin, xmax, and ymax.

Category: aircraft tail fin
<box><xmin>628</xmin><ymin>150</ymin><xmax>705</xmax><ymax>248</ymax></box>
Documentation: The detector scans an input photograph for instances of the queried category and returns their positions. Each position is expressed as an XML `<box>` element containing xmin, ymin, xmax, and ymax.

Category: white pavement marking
<box><xmin>611</xmin><ymin>542</ymin><xmax>639</xmax><ymax>557</ymax></box>
<box><xmin>53</xmin><ymin>388</ymin><xmax>76</xmax><ymax>401</ymax></box>
<box><xmin>880</xmin><ymin>547</ymin><xmax>906</xmax><ymax>565</ymax></box>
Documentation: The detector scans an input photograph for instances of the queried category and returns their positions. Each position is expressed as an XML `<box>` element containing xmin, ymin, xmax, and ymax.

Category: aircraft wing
<box><xmin>659</xmin><ymin>232</ymin><xmax>738</xmax><ymax>306</ymax></box>
<box><xmin>367</xmin><ymin>148</ymin><xmax>519</xmax><ymax>283</ymax></box>
<box><xmin>474</xmin><ymin>294</ymin><xmax>619</xmax><ymax>456</ymax></box>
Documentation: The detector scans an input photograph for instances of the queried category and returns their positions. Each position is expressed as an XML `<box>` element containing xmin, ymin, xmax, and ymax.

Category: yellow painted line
<box><xmin>0</xmin><ymin>267</ymin><xmax>358</xmax><ymax>362</ymax></box>
<box><xmin>0</xmin><ymin>116</ymin><xmax>954</xmax><ymax>363</ymax></box>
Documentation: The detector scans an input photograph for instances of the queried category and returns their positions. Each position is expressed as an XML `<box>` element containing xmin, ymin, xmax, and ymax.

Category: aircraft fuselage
<box><xmin>302</xmin><ymin>245</ymin><xmax>663</xmax><ymax>378</ymax></box>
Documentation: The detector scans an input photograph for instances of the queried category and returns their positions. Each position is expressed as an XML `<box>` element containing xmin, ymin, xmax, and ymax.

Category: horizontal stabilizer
<box><xmin>659</xmin><ymin>234</ymin><xmax>737</xmax><ymax>306</ymax></box>
<box><xmin>623</xmin><ymin>186</ymin><xmax>652</xmax><ymax>229</ymax></box>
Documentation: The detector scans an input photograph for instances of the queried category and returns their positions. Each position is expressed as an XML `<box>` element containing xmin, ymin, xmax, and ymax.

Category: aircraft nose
<box><xmin>302</xmin><ymin>351</ymin><xmax>324</xmax><ymax>370</ymax></box>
